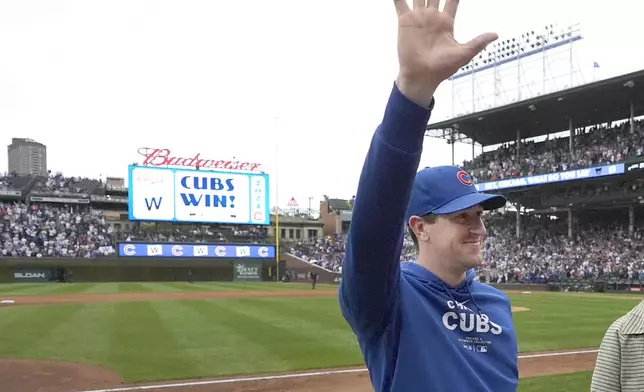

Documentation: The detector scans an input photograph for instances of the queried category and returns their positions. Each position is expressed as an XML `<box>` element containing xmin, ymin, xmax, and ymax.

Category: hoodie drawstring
<box><xmin>442</xmin><ymin>283</ymin><xmax>483</xmax><ymax>316</ymax></box>
<box><xmin>465</xmin><ymin>284</ymin><xmax>483</xmax><ymax>316</ymax></box>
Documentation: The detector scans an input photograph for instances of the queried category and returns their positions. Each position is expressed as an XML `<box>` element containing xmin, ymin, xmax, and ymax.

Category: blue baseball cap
<box><xmin>405</xmin><ymin>166</ymin><xmax>506</xmax><ymax>222</ymax></box>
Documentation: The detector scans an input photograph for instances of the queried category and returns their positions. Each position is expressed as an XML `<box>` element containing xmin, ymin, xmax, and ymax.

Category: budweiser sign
<box><xmin>137</xmin><ymin>148</ymin><xmax>262</xmax><ymax>172</ymax></box>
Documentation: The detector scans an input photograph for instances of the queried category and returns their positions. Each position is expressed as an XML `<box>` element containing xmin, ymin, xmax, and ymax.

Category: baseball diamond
<box><xmin>0</xmin><ymin>282</ymin><xmax>638</xmax><ymax>392</ymax></box>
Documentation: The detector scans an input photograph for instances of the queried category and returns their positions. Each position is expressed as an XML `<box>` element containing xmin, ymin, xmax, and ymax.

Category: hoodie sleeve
<box><xmin>339</xmin><ymin>82</ymin><xmax>434</xmax><ymax>337</ymax></box>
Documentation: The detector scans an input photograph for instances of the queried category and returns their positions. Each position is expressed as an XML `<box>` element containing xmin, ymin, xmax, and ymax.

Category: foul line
<box><xmin>517</xmin><ymin>349</ymin><xmax>598</xmax><ymax>359</ymax></box>
<box><xmin>75</xmin><ymin>349</ymin><xmax>599</xmax><ymax>392</ymax></box>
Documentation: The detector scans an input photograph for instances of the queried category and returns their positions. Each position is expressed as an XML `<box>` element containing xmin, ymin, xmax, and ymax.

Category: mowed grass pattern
<box><xmin>0</xmin><ymin>294</ymin><xmax>361</xmax><ymax>382</ymax></box>
<box><xmin>518</xmin><ymin>372</ymin><xmax>593</xmax><ymax>392</ymax></box>
<box><xmin>508</xmin><ymin>292</ymin><xmax>642</xmax><ymax>351</ymax></box>
<box><xmin>0</xmin><ymin>282</ymin><xmax>337</xmax><ymax>297</ymax></box>
<box><xmin>0</xmin><ymin>283</ymin><xmax>641</xmax><ymax>387</ymax></box>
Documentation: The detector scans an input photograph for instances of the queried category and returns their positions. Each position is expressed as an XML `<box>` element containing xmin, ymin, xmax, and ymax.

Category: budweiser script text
<box><xmin>138</xmin><ymin>148</ymin><xmax>262</xmax><ymax>172</ymax></box>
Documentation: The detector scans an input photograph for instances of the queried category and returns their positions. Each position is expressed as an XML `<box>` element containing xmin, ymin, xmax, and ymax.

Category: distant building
<box><xmin>320</xmin><ymin>196</ymin><xmax>354</xmax><ymax>235</ymax></box>
<box><xmin>7</xmin><ymin>138</ymin><xmax>47</xmax><ymax>176</ymax></box>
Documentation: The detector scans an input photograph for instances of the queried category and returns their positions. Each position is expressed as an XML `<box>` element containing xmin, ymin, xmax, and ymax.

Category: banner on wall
<box><xmin>233</xmin><ymin>261</ymin><xmax>262</xmax><ymax>281</ymax></box>
<box><xmin>474</xmin><ymin>163</ymin><xmax>624</xmax><ymax>192</ymax></box>
<box><xmin>13</xmin><ymin>269</ymin><xmax>51</xmax><ymax>283</ymax></box>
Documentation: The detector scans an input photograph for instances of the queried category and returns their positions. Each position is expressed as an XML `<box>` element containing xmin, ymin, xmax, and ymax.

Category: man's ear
<box><xmin>408</xmin><ymin>216</ymin><xmax>430</xmax><ymax>242</ymax></box>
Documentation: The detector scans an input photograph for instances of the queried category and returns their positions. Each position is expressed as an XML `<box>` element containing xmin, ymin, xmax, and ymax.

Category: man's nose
<box><xmin>470</xmin><ymin>222</ymin><xmax>486</xmax><ymax>237</ymax></box>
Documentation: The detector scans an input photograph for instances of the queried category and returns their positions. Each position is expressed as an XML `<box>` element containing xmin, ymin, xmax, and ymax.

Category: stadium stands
<box><xmin>0</xmin><ymin>172</ymin><xmax>271</xmax><ymax>259</ymax></box>
<box><xmin>462</xmin><ymin>121</ymin><xmax>644</xmax><ymax>183</ymax></box>
<box><xmin>2</xmin><ymin>122</ymin><xmax>644</xmax><ymax>282</ymax></box>
<box><xmin>480</xmin><ymin>211</ymin><xmax>644</xmax><ymax>283</ymax></box>
<box><xmin>2</xmin><ymin>125</ymin><xmax>644</xmax><ymax>284</ymax></box>
<box><xmin>285</xmin><ymin>208</ymin><xmax>644</xmax><ymax>283</ymax></box>
<box><xmin>0</xmin><ymin>173</ymin><xmax>34</xmax><ymax>194</ymax></box>
<box><xmin>287</xmin><ymin>73</ymin><xmax>644</xmax><ymax>284</ymax></box>
<box><xmin>2</xmin><ymin>69</ymin><xmax>644</xmax><ymax>286</ymax></box>
<box><xmin>287</xmin><ymin>233</ymin><xmax>416</xmax><ymax>273</ymax></box>
<box><xmin>0</xmin><ymin>202</ymin><xmax>115</xmax><ymax>258</ymax></box>
<box><xmin>1</xmin><ymin>157</ymin><xmax>643</xmax><ymax>282</ymax></box>
<box><xmin>31</xmin><ymin>173</ymin><xmax>102</xmax><ymax>197</ymax></box>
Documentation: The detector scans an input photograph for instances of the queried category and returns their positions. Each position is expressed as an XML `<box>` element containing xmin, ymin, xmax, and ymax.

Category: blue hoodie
<box><xmin>338</xmin><ymin>83</ymin><xmax>519</xmax><ymax>392</ymax></box>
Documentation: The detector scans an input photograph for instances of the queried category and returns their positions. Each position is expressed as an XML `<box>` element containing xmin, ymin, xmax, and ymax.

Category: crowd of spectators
<box><xmin>4</xmin><ymin>193</ymin><xmax>641</xmax><ymax>284</ymax></box>
<box><xmin>0</xmin><ymin>170</ymin><xmax>270</xmax><ymax>258</ymax></box>
<box><xmin>0</xmin><ymin>199</ymin><xmax>270</xmax><ymax>258</ymax></box>
<box><xmin>0</xmin><ymin>177</ymin><xmax>11</xmax><ymax>190</ymax></box>
<box><xmin>479</xmin><ymin>213</ymin><xmax>644</xmax><ymax>284</ymax></box>
<box><xmin>0</xmin><ymin>202</ymin><xmax>115</xmax><ymax>258</ymax></box>
<box><xmin>289</xmin><ymin>235</ymin><xmax>347</xmax><ymax>272</ymax></box>
<box><xmin>286</xmin><ymin>211</ymin><xmax>644</xmax><ymax>283</ymax></box>
<box><xmin>462</xmin><ymin>121</ymin><xmax>644</xmax><ymax>183</ymax></box>
<box><xmin>116</xmin><ymin>224</ymin><xmax>266</xmax><ymax>244</ymax></box>
<box><xmin>3</xmin><ymin>117</ymin><xmax>644</xmax><ymax>285</ymax></box>
<box><xmin>288</xmin><ymin>233</ymin><xmax>416</xmax><ymax>272</ymax></box>
<box><xmin>0</xmin><ymin>171</ymin><xmax>269</xmax><ymax>254</ymax></box>
<box><xmin>31</xmin><ymin>173</ymin><xmax>101</xmax><ymax>196</ymax></box>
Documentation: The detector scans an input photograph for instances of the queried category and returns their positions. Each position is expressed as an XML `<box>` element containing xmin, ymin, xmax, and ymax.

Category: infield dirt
<box><xmin>0</xmin><ymin>289</ymin><xmax>596</xmax><ymax>392</ymax></box>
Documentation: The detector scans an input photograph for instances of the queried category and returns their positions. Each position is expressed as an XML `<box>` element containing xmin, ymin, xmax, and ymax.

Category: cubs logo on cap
<box><xmin>456</xmin><ymin>170</ymin><xmax>473</xmax><ymax>186</ymax></box>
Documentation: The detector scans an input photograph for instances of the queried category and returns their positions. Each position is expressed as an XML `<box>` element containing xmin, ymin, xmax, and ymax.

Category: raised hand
<box><xmin>394</xmin><ymin>0</ymin><xmax>498</xmax><ymax>106</ymax></box>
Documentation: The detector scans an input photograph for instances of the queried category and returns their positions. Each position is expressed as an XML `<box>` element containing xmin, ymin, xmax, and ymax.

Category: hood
<box><xmin>401</xmin><ymin>262</ymin><xmax>476</xmax><ymax>292</ymax></box>
<box><xmin>401</xmin><ymin>262</ymin><xmax>482</xmax><ymax>315</ymax></box>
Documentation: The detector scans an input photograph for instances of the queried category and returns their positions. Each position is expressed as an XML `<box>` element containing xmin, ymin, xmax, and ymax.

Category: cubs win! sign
<box><xmin>127</xmin><ymin>165</ymin><xmax>270</xmax><ymax>225</ymax></box>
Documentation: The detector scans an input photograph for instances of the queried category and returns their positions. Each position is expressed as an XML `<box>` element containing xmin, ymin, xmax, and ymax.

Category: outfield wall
<box><xmin>491</xmin><ymin>283</ymin><xmax>550</xmax><ymax>291</ymax></box>
<box><xmin>549</xmin><ymin>279</ymin><xmax>644</xmax><ymax>294</ymax></box>
<box><xmin>493</xmin><ymin>280</ymin><xmax>644</xmax><ymax>294</ymax></box>
<box><xmin>0</xmin><ymin>257</ymin><xmax>284</xmax><ymax>283</ymax></box>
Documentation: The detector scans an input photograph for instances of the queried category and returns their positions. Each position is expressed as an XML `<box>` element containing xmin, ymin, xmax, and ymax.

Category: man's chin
<box><xmin>462</xmin><ymin>257</ymin><xmax>482</xmax><ymax>269</ymax></box>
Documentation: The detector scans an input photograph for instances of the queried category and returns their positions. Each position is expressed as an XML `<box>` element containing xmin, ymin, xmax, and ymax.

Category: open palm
<box><xmin>395</xmin><ymin>0</ymin><xmax>497</xmax><ymax>89</ymax></box>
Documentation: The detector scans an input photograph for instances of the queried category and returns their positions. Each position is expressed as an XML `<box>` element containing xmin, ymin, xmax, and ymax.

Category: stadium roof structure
<box><xmin>426</xmin><ymin>68</ymin><xmax>644</xmax><ymax>146</ymax></box>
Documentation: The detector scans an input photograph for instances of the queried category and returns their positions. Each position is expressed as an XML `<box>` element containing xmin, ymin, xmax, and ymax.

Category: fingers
<box><xmin>464</xmin><ymin>32</ymin><xmax>499</xmax><ymax>56</ymax></box>
<box><xmin>426</xmin><ymin>0</ymin><xmax>439</xmax><ymax>8</ymax></box>
<box><xmin>443</xmin><ymin>0</ymin><xmax>459</xmax><ymax>18</ymax></box>
<box><xmin>413</xmin><ymin>0</ymin><xmax>426</xmax><ymax>10</ymax></box>
<box><xmin>394</xmin><ymin>0</ymin><xmax>411</xmax><ymax>14</ymax></box>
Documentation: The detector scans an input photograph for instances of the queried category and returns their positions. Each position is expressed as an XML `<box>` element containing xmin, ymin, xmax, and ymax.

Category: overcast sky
<box><xmin>1</xmin><ymin>0</ymin><xmax>643</xmax><ymax>209</ymax></box>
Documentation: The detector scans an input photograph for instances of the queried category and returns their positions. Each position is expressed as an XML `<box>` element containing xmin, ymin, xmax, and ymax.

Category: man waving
<box><xmin>338</xmin><ymin>1</ymin><xmax>519</xmax><ymax>391</ymax></box>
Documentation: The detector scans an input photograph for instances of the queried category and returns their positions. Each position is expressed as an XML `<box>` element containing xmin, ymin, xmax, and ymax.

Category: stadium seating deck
<box><xmin>0</xmin><ymin>174</ymin><xmax>34</xmax><ymax>191</ymax></box>
<box><xmin>2</xmin><ymin>110</ymin><xmax>644</xmax><ymax>285</ymax></box>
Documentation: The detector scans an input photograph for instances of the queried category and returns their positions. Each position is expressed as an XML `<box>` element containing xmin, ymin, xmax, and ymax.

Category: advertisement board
<box><xmin>136</xmin><ymin>147</ymin><xmax>263</xmax><ymax>172</ymax></box>
<box><xmin>474</xmin><ymin>163</ymin><xmax>624</xmax><ymax>192</ymax></box>
<box><xmin>127</xmin><ymin>165</ymin><xmax>270</xmax><ymax>225</ymax></box>
<box><xmin>118</xmin><ymin>243</ymin><xmax>275</xmax><ymax>258</ymax></box>
<box><xmin>626</xmin><ymin>158</ymin><xmax>644</xmax><ymax>173</ymax></box>
<box><xmin>233</xmin><ymin>261</ymin><xmax>262</xmax><ymax>281</ymax></box>
<box><xmin>13</xmin><ymin>269</ymin><xmax>51</xmax><ymax>283</ymax></box>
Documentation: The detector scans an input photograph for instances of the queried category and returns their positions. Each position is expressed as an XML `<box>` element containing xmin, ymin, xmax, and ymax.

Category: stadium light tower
<box><xmin>449</xmin><ymin>22</ymin><xmax>584</xmax><ymax>118</ymax></box>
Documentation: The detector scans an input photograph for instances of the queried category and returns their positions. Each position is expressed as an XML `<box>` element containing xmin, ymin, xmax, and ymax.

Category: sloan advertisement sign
<box><xmin>13</xmin><ymin>269</ymin><xmax>51</xmax><ymax>283</ymax></box>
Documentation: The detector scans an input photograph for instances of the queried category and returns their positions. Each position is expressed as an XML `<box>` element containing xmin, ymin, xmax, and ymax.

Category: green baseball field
<box><xmin>0</xmin><ymin>282</ymin><xmax>637</xmax><ymax>392</ymax></box>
